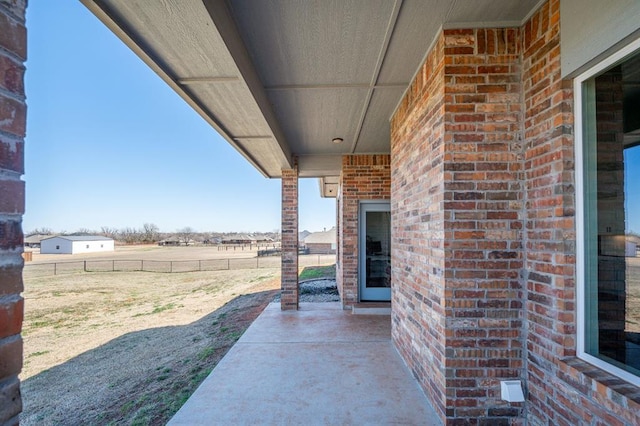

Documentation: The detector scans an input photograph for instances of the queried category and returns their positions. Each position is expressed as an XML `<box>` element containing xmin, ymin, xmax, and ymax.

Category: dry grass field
<box><xmin>25</xmin><ymin>244</ymin><xmax>334</xmax><ymax>276</ymax></box>
<box><xmin>27</xmin><ymin>244</ymin><xmax>270</xmax><ymax>264</ymax></box>
<box><xmin>21</xmin><ymin>268</ymin><xmax>280</xmax><ymax>380</ymax></box>
<box><xmin>19</xmin><ymin>245</ymin><xmax>336</xmax><ymax>425</ymax></box>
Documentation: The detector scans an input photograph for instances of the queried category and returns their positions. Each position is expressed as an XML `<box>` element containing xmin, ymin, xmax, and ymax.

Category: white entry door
<box><xmin>359</xmin><ymin>202</ymin><xmax>391</xmax><ymax>301</ymax></box>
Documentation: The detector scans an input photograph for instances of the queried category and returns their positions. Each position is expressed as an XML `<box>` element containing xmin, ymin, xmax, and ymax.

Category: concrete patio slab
<box><xmin>169</xmin><ymin>302</ymin><xmax>441</xmax><ymax>425</ymax></box>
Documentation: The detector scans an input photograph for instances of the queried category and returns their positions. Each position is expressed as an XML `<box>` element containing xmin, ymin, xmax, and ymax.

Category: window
<box><xmin>86</xmin><ymin>245</ymin><xmax>90</xmax><ymax>249</ymax></box>
<box><xmin>576</xmin><ymin>40</ymin><xmax>640</xmax><ymax>386</ymax></box>
<box><xmin>56</xmin><ymin>245</ymin><xmax>60</xmax><ymax>250</ymax></box>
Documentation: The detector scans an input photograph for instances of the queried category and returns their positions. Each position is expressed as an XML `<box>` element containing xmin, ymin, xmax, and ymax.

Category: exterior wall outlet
<box><xmin>501</xmin><ymin>380</ymin><xmax>525</xmax><ymax>402</ymax></box>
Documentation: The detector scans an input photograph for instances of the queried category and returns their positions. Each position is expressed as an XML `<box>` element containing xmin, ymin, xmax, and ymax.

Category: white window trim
<box><xmin>574</xmin><ymin>36</ymin><xmax>640</xmax><ymax>388</ymax></box>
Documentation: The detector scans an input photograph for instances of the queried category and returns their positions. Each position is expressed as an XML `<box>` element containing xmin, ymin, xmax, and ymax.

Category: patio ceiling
<box><xmin>81</xmin><ymin>0</ymin><xmax>542</xmax><ymax>196</ymax></box>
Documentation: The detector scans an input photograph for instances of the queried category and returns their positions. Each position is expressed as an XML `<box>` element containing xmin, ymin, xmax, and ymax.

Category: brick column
<box><xmin>337</xmin><ymin>155</ymin><xmax>390</xmax><ymax>308</ymax></box>
<box><xmin>392</xmin><ymin>26</ymin><xmax>523</xmax><ymax>423</ymax></box>
<box><xmin>0</xmin><ymin>1</ymin><xmax>27</xmax><ymax>424</ymax></box>
<box><xmin>281</xmin><ymin>168</ymin><xmax>298</xmax><ymax>310</ymax></box>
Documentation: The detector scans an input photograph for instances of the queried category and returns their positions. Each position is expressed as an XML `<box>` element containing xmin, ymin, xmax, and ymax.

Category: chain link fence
<box><xmin>24</xmin><ymin>254</ymin><xmax>336</xmax><ymax>277</ymax></box>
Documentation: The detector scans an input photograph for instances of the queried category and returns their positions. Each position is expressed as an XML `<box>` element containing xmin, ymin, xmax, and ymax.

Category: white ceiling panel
<box><xmin>377</xmin><ymin>0</ymin><xmax>451</xmax><ymax>85</ymax></box>
<box><xmin>267</xmin><ymin>88</ymin><xmax>369</xmax><ymax>155</ymax></box>
<box><xmin>297</xmin><ymin>155</ymin><xmax>343</xmax><ymax>178</ymax></box>
<box><xmin>228</xmin><ymin>0</ymin><xmax>397</xmax><ymax>87</ymax></box>
<box><xmin>234</xmin><ymin>138</ymin><xmax>291</xmax><ymax>173</ymax></box>
<box><xmin>193</xmin><ymin>82</ymin><xmax>273</xmax><ymax>136</ymax></box>
<box><xmin>354</xmin><ymin>88</ymin><xmax>406</xmax><ymax>153</ymax></box>
<box><xmin>107</xmin><ymin>0</ymin><xmax>238</xmax><ymax>78</ymax></box>
<box><xmin>444</xmin><ymin>0</ymin><xmax>542</xmax><ymax>26</ymax></box>
<box><xmin>84</xmin><ymin>0</ymin><xmax>546</xmax><ymax>181</ymax></box>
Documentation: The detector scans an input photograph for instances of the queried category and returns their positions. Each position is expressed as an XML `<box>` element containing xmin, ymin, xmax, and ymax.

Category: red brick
<box><xmin>0</xmin><ymin>134</ymin><xmax>23</xmax><ymax>173</ymax></box>
<box><xmin>0</xmin><ymin>220</ymin><xmax>22</xmax><ymax>250</ymax></box>
<box><xmin>280</xmin><ymin>168</ymin><xmax>299</xmax><ymax>310</ymax></box>
<box><xmin>0</xmin><ymin>2</ymin><xmax>26</xmax><ymax>423</ymax></box>
<box><xmin>0</xmin><ymin>180</ymin><xmax>24</xmax><ymax>213</ymax></box>
<box><xmin>0</xmin><ymin>337</ymin><xmax>22</xmax><ymax>378</ymax></box>
<box><xmin>0</xmin><ymin>55</ymin><xmax>24</xmax><ymax>96</ymax></box>
<box><xmin>0</xmin><ymin>95</ymin><xmax>26</xmax><ymax>137</ymax></box>
<box><xmin>0</xmin><ymin>12</ymin><xmax>26</xmax><ymax>60</ymax></box>
<box><xmin>0</xmin><ymin>265</ymin><xmax>23</xmax><ymax>296</ymax></box>
<box><xmin>0</xmin><ymin>376</ymin><xmax>21</xmax><ymax>424</ymax></box>
<box><xmin>0</xmin><ymin>299</ymin><xmax>22</xmax><ymax>339</ymax></box>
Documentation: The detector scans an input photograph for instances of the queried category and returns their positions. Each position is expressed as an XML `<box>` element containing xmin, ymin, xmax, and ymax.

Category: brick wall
<box><xmin>336</xmin><ymin>155</ymin><xmax>390</xmax><ymax>308</ymax></box>
<box><xmin>0</xmin><ymin>0</ymin><xmax>26</xmax><ymax>424</ymax></box>
<box><xmin>442</xmin><ymin>26</ymin><xmax>524</xmax><ymax>423</ymax></box>
<box><xmin>392</xmin><ymin>25</ymin><xmax>525</xmax><ymax>424</ymax></box>
<box><xmin>280</xmin><ymin>168</ymin><xmax>298</xmax><ymax>310</ymax></box>
<box><xmin>523</xmin><ymin>2</ymin><xmax>640</xmax><ymax>425</ymax></box>
<box><xmin>390</xmin><ymin>0</ymin><xmax>640</xmax><ymax>424</ymax></box>
<box><xmin>522</xmin><ymin>1</ymin><xmax>579</xmax><ymax>422</ymax></box>
<box><xmin>391</xmin><ymin>32</ymin><xmax>448</xmax><ymax>419</ymax></box>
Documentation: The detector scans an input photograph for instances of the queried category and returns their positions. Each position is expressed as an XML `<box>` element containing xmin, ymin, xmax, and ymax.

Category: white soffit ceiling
<box><xmin>82</xmin><ymin>0</ymin><xmax>542</xmax><ymax>181</ymax></box>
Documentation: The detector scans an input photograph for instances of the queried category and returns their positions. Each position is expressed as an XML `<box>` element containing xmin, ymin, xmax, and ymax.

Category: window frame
<box><xmin>575</xmin><ymin>37</ymin><xmax>640</xmax><ymax>387</ymax></box>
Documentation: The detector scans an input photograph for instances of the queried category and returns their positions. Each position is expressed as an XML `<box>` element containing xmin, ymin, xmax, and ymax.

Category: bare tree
<box><xmin>142</xmin><ymin>223</ymin><xmax>160</xmax><ymax>243</ymax></box>
<box><xmin>27</xmin><ymin>227</ymin><xmax>53</xmax><ymax>236</ymax></box>
<box><xmin>100</xmin><ymin>226</ymin><xmax>118</xmax><ymax>239</ymax></box>
<box><xmin>119</xmin><ymin>227</ymin><xmax>141</xmax><ymax>244</ymax></box>
<box><xmin>71</xmin><ymin>228</ymin><xmax>96</xmax><ymax>236</ymax></box>
<box><xmin>176</xmin><ymin>227</ymin><xmax>195</xmax><ymax>246</ymax></box>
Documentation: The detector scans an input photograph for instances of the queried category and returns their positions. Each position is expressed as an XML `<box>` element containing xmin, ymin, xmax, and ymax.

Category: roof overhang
<box><xmin>81</xmin><ymin>0</ymin><xmax>543</xmax><ymax>197</ymax></box>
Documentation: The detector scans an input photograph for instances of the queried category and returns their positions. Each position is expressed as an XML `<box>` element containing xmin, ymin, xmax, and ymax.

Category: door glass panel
<box><xmin>360</xmin><ymin>203</ymin><xmax>391</xmax><ymax>301</ymax></box>
<box><xmin>365</xmin><ymin>211</ymin><xmax>391</xmax><ymax>289</ymax></box>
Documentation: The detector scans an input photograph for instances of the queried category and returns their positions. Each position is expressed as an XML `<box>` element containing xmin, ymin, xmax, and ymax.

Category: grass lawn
<box><xmin>298</xmin><ymin>264</ymin><xmax>336</xmax><ymax>281</ymax></box>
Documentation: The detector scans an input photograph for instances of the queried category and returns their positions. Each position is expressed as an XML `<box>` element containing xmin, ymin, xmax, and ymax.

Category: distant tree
<box><xmin>27</xmin><ymin>227</ymin><xmax>53</xmax><ymax>236</ymax></box>
<box><xmin>100</xmin><ymin>226</ymin><xmax>118</xmax><ymax>239</ymax></box>
<box><xmin>119</xmin><ymin>227</ymin><xmax>141</xmax><ymax>244</ymax></box>
<box><xmin>71</xmin><ymin>228</ymin><xmax>96</xmax><ymax>236</ymax></box>
<box><xmin>142</xmin><ymin>223</ymin><xmax>160</xmax><ymax>243</ymax></box>
<box><xmin>176</xmin><ymin>227</ymin><xmax>195</xmax><ymax>246</ymax></box>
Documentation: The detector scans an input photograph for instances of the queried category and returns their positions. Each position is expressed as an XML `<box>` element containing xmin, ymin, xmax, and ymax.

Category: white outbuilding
<box><xmin>40</xmin><ymin>236</ymin><xmax>115</xmax><ymax>254</ymax></box>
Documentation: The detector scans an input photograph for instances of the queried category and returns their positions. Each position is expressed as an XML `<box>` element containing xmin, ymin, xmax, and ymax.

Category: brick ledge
<box><xmin>559</xmin><ymin>357</ymin><xmax>640</xmax><ymax>409</ymax></box>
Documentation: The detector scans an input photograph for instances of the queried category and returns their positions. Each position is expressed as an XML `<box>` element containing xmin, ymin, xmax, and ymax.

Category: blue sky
<box><xmin>24</xmin><ymin>2</ymin><xmax>336</xmax><ymax>234</ymax></box>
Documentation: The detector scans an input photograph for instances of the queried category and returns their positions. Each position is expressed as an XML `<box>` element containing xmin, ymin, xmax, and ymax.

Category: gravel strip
<box><xmin>272</xmin><ymin>279</ymin><xmax>339</xmax><ymax>302</ymax></box>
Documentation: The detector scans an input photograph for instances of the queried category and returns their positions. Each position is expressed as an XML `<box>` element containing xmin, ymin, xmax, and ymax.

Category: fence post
<box><xmin>170</xmin><ymin>261</ymin><xmax>173</xmax><ymax>273</ymax></box>
<box><xmin>256</xmin><ymin>257</ymin><xmax>259</xmax><ymax>269</ymax></box>
<box><xmin>84</xmin><ymin>260</ymin><xmax>87</xmax><ymax>272</ymax></box>
<box><xmin>199</xmin><ymin>260</ymin><xmax>202</xmax><ymax>271</ymax></box>
<box><xmin>54</xmin><ymin>262</ymin><xmax>57</xmax><ymax>275</ymax></box>
<box><xmin>112</xmin><ymin>260</ymin><xmax>115</xmax><ymax>272</ymax></box>
<box><xmin>140</xmin><ymin>260</ymin><xmax>143</xmax><ymax>271</ymax></box>
<box><xmin>227</xmin><ymin>258</ymin><xmax>230</xmax><ymax>270</ymax></box>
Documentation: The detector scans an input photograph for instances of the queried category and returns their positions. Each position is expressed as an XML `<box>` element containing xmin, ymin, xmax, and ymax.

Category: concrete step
<box><xmin>352</xmin><ymin>302</ymin><xmax>391</xmax><ymax>315</ymax></box>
